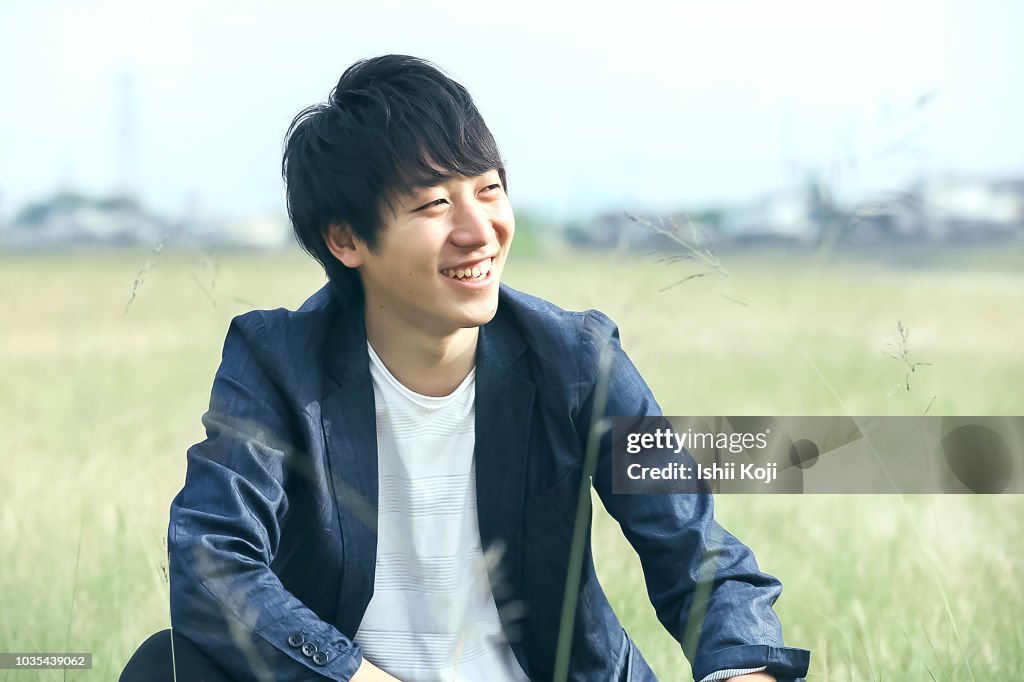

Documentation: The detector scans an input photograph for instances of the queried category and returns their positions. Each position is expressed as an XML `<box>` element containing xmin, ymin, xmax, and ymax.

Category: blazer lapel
<box><xmin>474</xmin><ymin>310</ymin><xmax>535</xmax><ymax>663</ymax></box>
<box><xmin>321</xmin><ymin>302</ymin><xmax>379</xmax><ymax>638</ymax></box>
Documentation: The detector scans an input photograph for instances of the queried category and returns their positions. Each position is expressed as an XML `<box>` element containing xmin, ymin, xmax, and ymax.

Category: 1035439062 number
<box><xmin>0</xmin><ymin>653</ymin><xmax>92</xmax><ymax>669</ymax></box>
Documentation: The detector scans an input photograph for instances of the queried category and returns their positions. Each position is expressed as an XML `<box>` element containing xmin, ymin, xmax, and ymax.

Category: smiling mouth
<box><xmin>440</xmin><ymin>257</ymin><xmax>493</xmax><ymax>282</ymax></box>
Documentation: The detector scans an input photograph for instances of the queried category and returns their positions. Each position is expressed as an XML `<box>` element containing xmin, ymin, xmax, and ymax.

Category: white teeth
<box><xmin>442</xmin><ymin>258</ymin><xmax>493</xmax><ymax>281</ymax></box>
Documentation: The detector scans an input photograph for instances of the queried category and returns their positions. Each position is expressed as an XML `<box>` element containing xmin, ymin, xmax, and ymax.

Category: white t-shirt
<box><xmin>353</xmin><ymin>343</ymin><xmax>530</xmax><ymax>682</ymax></box>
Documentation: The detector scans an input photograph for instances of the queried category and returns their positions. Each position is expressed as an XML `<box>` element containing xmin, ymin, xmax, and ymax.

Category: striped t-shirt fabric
<box><xmin>353</xmin><ymin>342</ymin><xmax>530</xmax><ymax>682</ymax></box>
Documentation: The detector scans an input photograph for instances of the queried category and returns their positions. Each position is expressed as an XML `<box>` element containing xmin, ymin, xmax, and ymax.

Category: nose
<box><xmin>448</xmin><ymin>198</ymin><xmax>493</xmax><ymax>249</ymax></box>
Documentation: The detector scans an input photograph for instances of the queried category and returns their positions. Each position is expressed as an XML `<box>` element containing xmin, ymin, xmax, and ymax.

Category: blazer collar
<box><xmin>473</xmin><ymin>301</ymin><xmax>535</xmax><ymax>668</ymax></box>
<box><xmin>320</xmin><ymin>298</ymin><xmax>378</xmax><ymax>636</ymax></box>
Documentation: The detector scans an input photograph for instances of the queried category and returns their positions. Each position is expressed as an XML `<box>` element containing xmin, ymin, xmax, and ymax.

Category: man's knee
<box><xmin>120</xmin><ymin>629</ymin><xmax>230</xmax><ymax>682</ymax></box>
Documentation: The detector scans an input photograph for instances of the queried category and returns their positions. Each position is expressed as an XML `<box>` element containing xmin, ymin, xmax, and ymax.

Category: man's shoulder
<box><xmin>230</xmin><ymin>283</ymin><xmax>334</xmax><ymax>332</ymax></box>
<box><xmin>496</xmin><ymin>284</ymin><xmax>620</xmax><ymax>363</ymax></box>
<box><xmin>220</xmin><ymin>284</ymin><xmax>337</xmax><ymax>375</ymax></box>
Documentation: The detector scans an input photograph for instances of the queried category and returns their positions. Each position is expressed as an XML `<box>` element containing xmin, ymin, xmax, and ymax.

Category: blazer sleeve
<box><xmin>168</xmin><ymin>315</ymin><xmax>363</xmax><ymax>682</ymax></box>
<box><xmin>578</xmin><ymin>310</ymin><xmax>810</xmax><ymax>682</ymax></box>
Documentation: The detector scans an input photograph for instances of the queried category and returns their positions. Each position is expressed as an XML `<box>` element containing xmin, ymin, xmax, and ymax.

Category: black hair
<box><xmin>281</xmin><ymin>55</ymin><xmax>507</xmax><ymax>303</ymax></box>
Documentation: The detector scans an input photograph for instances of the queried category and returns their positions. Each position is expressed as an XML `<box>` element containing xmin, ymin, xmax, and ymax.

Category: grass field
<box><xmin>1</xmin><ymin>244</ymin><xmax>1022</xmax><ymax>680</ymax></box>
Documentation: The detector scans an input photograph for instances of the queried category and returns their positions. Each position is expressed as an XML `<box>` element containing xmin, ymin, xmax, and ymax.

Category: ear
<box><xmin>323</xmin><ymin>222</ymin><xmax>365</xmax><ymax>269</ymax></box>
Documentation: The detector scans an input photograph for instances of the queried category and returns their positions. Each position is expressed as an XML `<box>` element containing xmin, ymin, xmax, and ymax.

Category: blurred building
<box><xmin>1</xmin><ymin>192</ymin><xmax>166</xmax><ymax>247</ymax></box>
<box><xmin>719</xmin><ymin>188</ymin><xmax>820</xmax><ymax>244</ymax></box>
<box><xmin>918</xmin><ymin>174</ymin><xmax>1024</xmax><ymax>241</ymax></box>
<box><xmin>0</xmin><ymin>191</ymin><xmax>291</xmax><ymax>249</ymax></box>
<box><xmin>558</xmin><ymin>172</ymin><xmax>1024</xmax><ymax>251</ymax></box>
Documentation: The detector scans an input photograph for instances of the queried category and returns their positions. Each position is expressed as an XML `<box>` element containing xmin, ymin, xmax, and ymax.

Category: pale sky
<box><xmin>2</xmin><ymin>0</ymin><xmax>1022</xmax><ymax>221</ymax></box>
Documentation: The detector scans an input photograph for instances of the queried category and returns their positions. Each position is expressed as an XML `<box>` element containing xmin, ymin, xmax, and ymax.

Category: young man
<box><xmin>121</xmin><ymin>55</ymin><xmax>809</xmax><ymax>682</ymax></box>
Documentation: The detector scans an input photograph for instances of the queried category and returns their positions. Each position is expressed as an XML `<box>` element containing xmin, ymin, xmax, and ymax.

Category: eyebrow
<box><xmin>409</xmin><ymin>174</ymin><xmax>454</xmax><ymax>192</ymax></box>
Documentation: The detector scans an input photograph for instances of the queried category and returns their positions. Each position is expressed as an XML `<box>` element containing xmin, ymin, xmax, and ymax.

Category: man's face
<box><xmin>333</xmin><ymin>169</ymin><xmax>514</xmax><ymax>338</ymax></box>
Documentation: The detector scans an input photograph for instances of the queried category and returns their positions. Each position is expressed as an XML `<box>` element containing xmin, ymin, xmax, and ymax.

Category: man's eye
<box><xmin>481</xmin><ymin>184</ymin><xmax>502</xmax><ymax>193</ymax></box>
<box><xmin>418</xmin><ymin>198</ymin><xmax>449</xmax><ymax>210</ymax></box>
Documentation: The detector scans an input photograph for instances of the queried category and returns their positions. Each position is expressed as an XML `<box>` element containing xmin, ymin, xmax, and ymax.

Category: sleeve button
<box><xmin>312</xmin><ymin>651</ymin><xmax>329</xmax><ymax>665</ymax></box>
<box><xmin>301</xmin><ymin>642</ymin><xmax>318</xmax><ymax>657</ymax></box>
<box><xmin>287</xmin><ymin>633</ymin><xmax>305</xmax><ymax>647</ymax></box>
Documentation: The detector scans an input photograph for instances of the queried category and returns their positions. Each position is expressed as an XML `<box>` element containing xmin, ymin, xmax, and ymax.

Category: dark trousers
<box><xmin>120</xmin><ymin>630</ymin><xmax>234</xmax><ymax>682</ymax></box>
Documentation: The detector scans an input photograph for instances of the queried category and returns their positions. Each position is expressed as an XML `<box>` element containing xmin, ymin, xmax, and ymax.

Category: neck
<box><xmin>365</xmin><ymin>311</ymin><xmax>479</xmax><ymax>398</ymax></box>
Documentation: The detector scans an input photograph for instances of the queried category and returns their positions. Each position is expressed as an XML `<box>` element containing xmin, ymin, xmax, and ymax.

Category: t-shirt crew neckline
<box><xmin>366</xmin><ymin>341</ymin><xmax>476</xmax><ymax>409</ymax></box>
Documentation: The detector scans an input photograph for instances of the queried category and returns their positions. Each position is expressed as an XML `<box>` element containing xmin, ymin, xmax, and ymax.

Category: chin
<box><xmin>457</xmin><ymin>303</ymin><xmax>499</xmax><ymax>329</ymax></box>
<box><xmin>460</xmin><ymin>312</ymin><xmax>496</xmax><ymax>329</ymax></box>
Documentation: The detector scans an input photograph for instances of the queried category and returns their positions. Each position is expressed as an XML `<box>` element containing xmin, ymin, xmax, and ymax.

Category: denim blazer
<box><xmin>168</xmin><ymin>283</ymin><xmax>810</xmax><ymax>682</ymax></box>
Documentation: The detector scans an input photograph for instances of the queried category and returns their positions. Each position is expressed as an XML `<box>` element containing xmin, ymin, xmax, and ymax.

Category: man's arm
<box><xmin>169</xmin><ymin>315</ymin><xmax>363</xmax><ymax>681</ymax></box>
<box><xmin>578</xmin><ymin>310</ymin><xmax>810</xmax><ymax>682</ymax></box>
